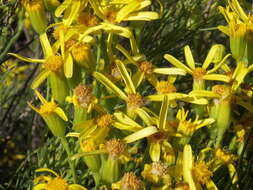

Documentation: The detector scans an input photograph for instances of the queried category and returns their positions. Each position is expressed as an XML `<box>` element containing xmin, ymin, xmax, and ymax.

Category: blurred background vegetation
<box><xmin>1</xmin><ymin>0</ymin><xmax>253</xmax><ymax>189</ymax></box>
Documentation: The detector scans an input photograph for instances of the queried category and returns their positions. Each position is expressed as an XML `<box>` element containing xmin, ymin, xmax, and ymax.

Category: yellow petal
<box><xmin>115</xmin><ymin>59</ymin><xmax>136</xmax><ymax>94</ymax></box>
<box><xmin>113</xmin><ymin>122</ymin><xmax>141</xmax><ymax>132</ymax></box>
<box><xmin>123</xmin><ymin>11</ymin><xmax>159</xmax><ymax>21</ymax></box>
<box><xmin>153</xmin><ymin>68</ymin><xmax>186</xmax><ymax>76</ymax></box>
<box><xmin>195</xmin><ymin>118</ymin><xmax>215</xmax><ymax>130</ymax></box>
<box><xmin>203</xmin><ymin>74</ymin><xmax>231</xmax><ymax>83</ymax></box>
<box><xmin>33</xmin><ymin>184</ymin><xmax>47</xmax><ymax>190</ymax></box>
<box><xmin>206</xmin><ymin>54</ymin><xmax>231</xmax><ymax>74</ymax></box>
<box><xmin>146</xmin><ymin>93</ymin><xmax>188</xmax><ymax>101</ymax></box>
<box><xmin>93</xmin><ymin>72</ymin><xmax>127</xmax><ymax>100</ymax></box>
<box><xmin>35</xmin><ymin>90</ymin><xmax>48</xmax><ymax>104</ymax></box>
<box><xmin>135</xmin><ymin>108</ymin><xmax>153</xmax><ymax>126</ymax></box>
<box><xmin>8</xmin><ymin>53</ymin><xmax>44</xmax><ymax>63</ymax></box>
<box><xmin>64</xmin><ymin>0</ymin><xmax>81</xmax><ymax>26</ymax></box>
<box><xmin>228</xmin><ymin>0</ymin><xmax>248</xmax><ymax>22</ymax></box>
<box><xmin>55</xmin><ymin>0</ymin><xmax>72</xmax><ymax>17</ymax></box>
<box><xmin>88</xmin><ymin>0</ymin><xmax>105</xmax><ymax>20</ymax></box>
<box><xmin>113</xmin><ymin>111</ymin><xmax>143</xmax><ymax>129</ymax></box>
<box><xmin>164</xmin><ymin>54</ymin><xmax>193</xmax><ymax>74</ymax></box>
<box><xmin>66</xmin><ymin>132</ymin><xmax>80</xmax><ymax>137</ymax></box>
<box><xmin>217</xmin><ymin>25</ymin><xmax>230</xmax><ymax>36</ymax></box>
<box><xmin>189</xmin><ymin>90</ymin><xmax>220</xmax><ymax>98</ymax></box>
<box><xmin>206</xmin><ymin>180</ymin><xmax>218</xmax><ymax>190</ymax></box>
<box><xmin>202</xmin><ymin>45</ymin><xmax>220</xmax><ymax>70</ymax></box>
<box><xmin>184</xmin><ymin>45</ymin><xmax>195</xmax><ymax>70</ymax></box>
<box><xmin>59</xmin><ymin>29</ymin><xmax>65</xmax><ymax>59</ymax></box>
<box><xmin>39</xmin><ymin>33</ymin><xmax>53</xmax><ymax>58</ymax></box>
<box><xmin>64</xmin><ymin>52</ymin><xmax>73</xmax><ymax>78</ymax></box>
<box><xmin>31</xmin><ymin>70</ymin><xmax>51</xmax><ymax>89</ymax></box>
<box><xmin>124</xmin><ymin>126</ymin><xmax>158</xmax><ymax>143</ymax></box>
<box><xmin>228</xmin><ymin>163</ymin><xmax>238</xmax><ymax>185</ymax></box>
<box><xmin>159</xmin><ymin>95</ymin><xmax>169</xmax><ymax>131</ymax></box>
<box><xmin>116</xmin><ymin>0</ymin><xmax>140</xmax><ymax>23</ymax></box>
<box><xmin>149</xmin><ymin>142</ymin><xmax>161</xmax><ymax>162</ymax></box>
<box><xmin>55</xmin><ymin>107</ymin><xmax>68</xmax><ymax>121</ymax></box>
<box><xmin>35</xmin><ymin>168</ymin><xmax>59</xmax><ymax>177</ymax></box>
<box><xmin>27</xmin><ymin>102</ymin><xmax>40</xmax><ymax>113</ymax></box>
<box><xmin>183</xmin><ymin>145</ymin><xmax>197</xmax><ymax>190</ymax></box>
<box><xmin>69</xmin><ymin>184</ymin><xmax>87</xmax><ymax>190</ymax></box>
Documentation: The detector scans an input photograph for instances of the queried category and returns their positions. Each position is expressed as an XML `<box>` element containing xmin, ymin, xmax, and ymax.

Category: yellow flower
<box><xmin>22</xmin><ymin>0</ymin><xmax>47</xmax><ymax>34</ymax></box>
<box><xmin>218</xmin><ymin>5</ymin><xmax>246</xmax><ymax>60</ymax></box>
<box><xmin>116</xmin><ymin>44</ymin><xmax>186</xmax><ymax>88</ymax></box>
<box><xmin>112</xmin><ymin>172</ymin><xmax>143</xmax><ymax>190</ymax></box>
<box><xmin>176</xmin><ymin>108</ymin><xmax>215</xmax><ymax>137</ymax></box>
<box><xmin>141</xmin><ymin>161</ymin><xmax>171</xmax><ymax>189</ymax></box>
<box><xmin>55</xmin><ymin>0</ymin><xmax>87</xmax><ymax>26</ymax></box>
<box><xmin>164</xmin><ymin>44</ymin><xmax>231</xmax><ymax>90</ymax></box>
<box><xmin>9</xmin><ymin>33</ymin><xmax>69</xmax><ymax>103</ymax></box>
<box><xmin>28</xmin><ymin>90</ymin><xmax>68</xmax><ymax>137</ymax></box>
<box><xmin>33</xmin><ymin>168</ymin><xmax>87</xmax><ymax>190</ymax></box>
<box><xmin>183</xmin><ymin>145</ymin><xmax>217</xmax><ymax>190</ymax></box>
<box><xmin>89</xmin><ymin>0</ymin><xmax>159</xmax><ymax>24</ymax></box>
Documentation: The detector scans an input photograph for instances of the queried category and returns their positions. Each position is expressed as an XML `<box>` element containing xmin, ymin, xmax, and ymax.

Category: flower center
<box><xmin>44</xmin><ymin>55</ymin><xmax>63</xmax><ymax>72</ymax></box>
<box><xmin>46</xmin><ymin>177</ymin><xmax>68</xmax><ymax>190</ymax></box>
<box><xmin>39</xmin><ymin>102</ymin><xmax>57</xmax><ymax>116</ymax></box>
<box><xmin>192</xmin><ymin>162</ymin><xmax>212</xmax><ymax>184</ymax></box>
<box><xmin>139</xmin><ymin>61</ymin><xmax>153</xmax><ymax>75</ymax></box>
<box><xmin>150</xmin><ymin>161</ymin><xmax>168</xmax><ymax>177</ymax></box>
<box><xmin>120</xmin><ymin>172</ymin><xmax>143</xmax><ymax>190</ymax></box>
<box><xmin>215</xmin><ymin>149</ymin><xmax>236</xmax><ymax>163</ymax></box>
<box><xmin>80</xmin><ymin>139</ymin><xmax>96</xmax><ymax>152</ymax></box>
<box><xmin>53</xmin><ymin>26</ymin><xmax>68</xmax><ymax>40</ymax></box>
<box><xmin>77</xmin><ymin>12</ymin><xmax>97</xmax><ymax>27</ymax></box>
<box><xmin>74</xmin><ymin>84</ymin><xmax>94</xmax><ymax>108</ymax></box>
<box><xmin>105</xmin><ymin>138</ymin><xmax>126</xmax><ymax>159</ymax></box>
<box><xmin>192</xmin><ymin>67</ymin><xmax>206</xmax><ymax>80</ymax></box>
<box><xmin>71</xmin><ymin>43</ymin><xmax>91</xmax><ymax>63</ymax></box>
<box><xmin>105</xmin><ymin>10</ymin><xmax>117</xmax><ymax>23</ymax></box>
<box><xmin>149</xmin><ymin>132</ymin><xmax>167</xmax><ymax>143</ymax></box>
<box><xmin>96</xmin><ymin>114</ymin><xmax>114</xmax><ymax>128</ymax></box>
<box><xmin>156</xmin><ymin>81</ymin><xmax>176</xmax><ymax>94</ymax></box>
<box><xmin>111</xmin><ymin>65</ymin><xmax>122</xmax><ymax>80</ymax></box>
<box><xmin>127</xmin><ymin>93</ymin><xmax>144</xmax><ymax>110</ymax></box>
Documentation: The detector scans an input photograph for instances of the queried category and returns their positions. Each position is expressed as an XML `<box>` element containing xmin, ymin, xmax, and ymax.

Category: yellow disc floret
<box><xmin>150</xmin><ymin>161</ymin><xmax>168</xmax><ymax>177</ymax></box>
<box><xmin>120</xmin><ymin>172</ymin><xmax>143</xmax><ymax>190</ymax></box>
<box><xmin>192</xmin><ymin>161</ymin><xmax>213</xmax><ymax>185</ymax></box>
<box><xmin>156</xmin><ymin>81</ymin><xmax>176</xmax><ymax>94</ymax></box>
<box><xmin>192</xmin><ymin>67</ymin><xmax>206</xmax><ymax>80</ymax></box>
<box><xmin>74</xmin><ymin>84</ymin><xmax>94</xmax><ymax>108</ymax></box>
<box><xmin>44</xmin><ymin>55</ymin><xmax>63</xmax><ymax>72</ymax></box>
<box><xmin>39</xmin><ymin>102</ymin><xmax>57</xmax><ymax>116</ymax></box>
<box><xmin>77</xmin><ymin>12</ymin><xmax>98</xmax><ymax>27</ymax></box>
<box><xmin>127</xmin><ymin>93</ymin><xmax>144</xmax><ymax>110</ymax></box>
<box><xmin>96</xmin><ymin>114</ymin><xmax>114</xmax><ymax>128</ymax></box>
<box><xmin>46</xmin><ymin>177</ymin><xmax>68</xmax><ymax>190</ymax></box>
<box><xmin>139</xmin><ymin>61</ymin><xmax>153</xmax><ymax>75</ymax></box>
<box><xmin>105</xmin><ymin>138</ymin><xmax>127</xmax><ymax>160</ymax></box>
<box><xmin>71</xmin><ymin>43</ymin><xmax>91</xmax><ymax>63</ymax></box>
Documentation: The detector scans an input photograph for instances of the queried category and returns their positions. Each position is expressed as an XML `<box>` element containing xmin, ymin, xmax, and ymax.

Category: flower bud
<box><xmin>23</xmin><ymin>0</ymin><xmax>47</xmax><ymax>34</ymax></box>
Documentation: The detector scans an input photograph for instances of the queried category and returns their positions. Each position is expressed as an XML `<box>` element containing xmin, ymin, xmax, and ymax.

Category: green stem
<box><xmin>60</xmin><ymin>137</ymin><xmax>77</xmax><ymax>183</ymax></box>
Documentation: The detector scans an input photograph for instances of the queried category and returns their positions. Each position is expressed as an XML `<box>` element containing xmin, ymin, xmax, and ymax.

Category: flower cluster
<box><xmin>6</xmin><ymin>0</ymin><xmax>253</xmax><ymax>189</ymax></box>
